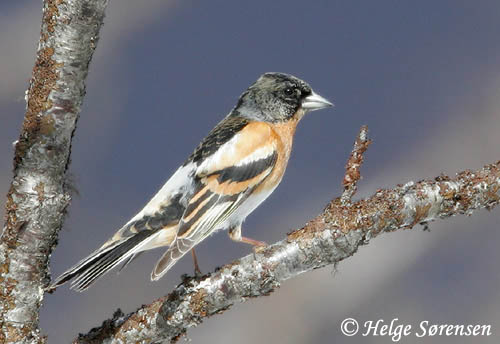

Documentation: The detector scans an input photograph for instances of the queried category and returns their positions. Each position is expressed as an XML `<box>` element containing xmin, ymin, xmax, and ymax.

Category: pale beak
<box><xmin>301</xmin><ymin>91</ymin><xmax>333</xmax><ymax>111</ymax></box>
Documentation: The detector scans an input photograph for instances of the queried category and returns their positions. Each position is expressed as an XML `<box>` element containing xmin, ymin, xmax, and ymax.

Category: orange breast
<box><xmin>256</xmin><ymin>115</ymin><xmax>301</xmax><ymax>192</ymax></box>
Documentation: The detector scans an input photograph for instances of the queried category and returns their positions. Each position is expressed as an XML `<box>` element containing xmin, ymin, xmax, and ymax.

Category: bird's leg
<box><xmin>228</xmin><ymin>224</ymin><xmax>267</xmax><ymax>249</ymax></box>
<box><xmin>190</xmin><ymin>248</ymin><xmax>202</xmax><ymax>276</ymax></box>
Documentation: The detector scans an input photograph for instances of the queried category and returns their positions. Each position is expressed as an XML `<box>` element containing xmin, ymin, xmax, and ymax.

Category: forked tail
<box><xmin>51</xmin><ymin>229</ymin><xmax>158</xmax><ymax>292</ymax></box>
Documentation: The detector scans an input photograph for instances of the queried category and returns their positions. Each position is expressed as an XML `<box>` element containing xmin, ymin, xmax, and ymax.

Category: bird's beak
<box><xmin>301</xmin><ymin>92</ymin><xmax>334</xmax><ymax>111</ymax></box>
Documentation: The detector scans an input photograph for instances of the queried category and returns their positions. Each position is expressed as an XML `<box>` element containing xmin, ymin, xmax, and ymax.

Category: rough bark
<box><xmin>0</xmin><ymin>1</ymin><xmax>108</xmax><ymax>343</ymax></box>
<box><xmin>341</xmin><ymin>125</ymin><xmax>371</xmax><ymax>205</ymax></box>
<box><xmin>74</xmin><ymin>129</ymin><xmax>500</xmax><ymax>343</ymax></box>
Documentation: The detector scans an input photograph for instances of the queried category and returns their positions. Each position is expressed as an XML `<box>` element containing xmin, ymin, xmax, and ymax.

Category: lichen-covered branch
<box><xmin>0</xmin><ymin>1</ymin><xmax>108</xmax><ymax>342</ymax></box>
<box><xmin>341</xmin><ymin>125</ymin><xmax>371</xmax><ymax>205</ymax></box>
<box><xmin>74</xmin><ymin>158</ymin><xmax>500</xmax><ymax>342</ymax></box>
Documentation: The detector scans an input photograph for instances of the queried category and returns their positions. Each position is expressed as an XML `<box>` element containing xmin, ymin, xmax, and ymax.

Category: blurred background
<box><xmin>1</xmin><ymin>1</ymin><xmax>500</xmax><ymax>343</ymax></box>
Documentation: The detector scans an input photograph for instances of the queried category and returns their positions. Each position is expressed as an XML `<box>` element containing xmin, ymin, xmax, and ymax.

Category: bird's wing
<box><xmin>151</xmin><ymin>121</ymin><xmax>279</xmax><ymax>279</ymax></box>
<box><xmin>106</xmin><ymin>115</ymin><xmax>254</xmax><ymax>248</ymax></box>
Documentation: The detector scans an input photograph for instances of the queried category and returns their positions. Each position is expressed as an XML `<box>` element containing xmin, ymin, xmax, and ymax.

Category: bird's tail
<box><xmin>51</xmin><ymin>229</ymin><xmax>159</xmax><ymax>292</ymax></box>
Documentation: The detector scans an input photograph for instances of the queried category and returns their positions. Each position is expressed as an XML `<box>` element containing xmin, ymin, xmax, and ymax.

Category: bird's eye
<box><xmin>284</xmin><ymin>88</ymin><xmax>294</xmax><ymax>96</ymax></box>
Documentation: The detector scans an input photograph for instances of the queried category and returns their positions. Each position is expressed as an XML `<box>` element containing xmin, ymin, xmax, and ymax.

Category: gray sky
<box><xmin>1</xmin><ymin>1</ymin><xmax>500</xmax><ymax>343</ymax></box>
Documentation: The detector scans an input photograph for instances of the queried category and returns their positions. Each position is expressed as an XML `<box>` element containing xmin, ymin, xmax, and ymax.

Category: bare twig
<box><xmin>0</xmin><ymin>1</ymin><xmax>108</xmax><ymax>342</ymax></box>
<box><xmin>341</xmin><ymin>125</ymin><xmax>371</xmax><ymax>205</ymax></box>
<box><xmin>74</xmin><ymin>152</ymin><xmax>500</xmax><ymax>342</ymax></box>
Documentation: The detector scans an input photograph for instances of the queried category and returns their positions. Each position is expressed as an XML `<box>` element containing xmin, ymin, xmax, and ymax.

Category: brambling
<box><xmin>52</xmin><ymin>72</ymin><xmax>332</xmax><ymax>291</ymax></box>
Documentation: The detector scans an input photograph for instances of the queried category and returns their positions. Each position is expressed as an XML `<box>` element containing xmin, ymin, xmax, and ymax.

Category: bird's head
<box><xmin>233</xmin><ymin>72</ymin><xmax>333</xmax><ymax>122</ymax></box>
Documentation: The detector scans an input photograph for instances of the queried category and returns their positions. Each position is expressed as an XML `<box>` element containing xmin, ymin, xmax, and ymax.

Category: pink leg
<box><xmin>191</xmin><ymin>248</ymin><xmax>202</xmax><ymax>275</ymax></box>
<box><xmin>238</xmin><ymin>236</ymin><xmax>267</xmax><ymax>247</ymax></box>
<box><xmin>228</xmin><ymin>225</ymin><xmax>267</xmax><ymax>248</ymax></box>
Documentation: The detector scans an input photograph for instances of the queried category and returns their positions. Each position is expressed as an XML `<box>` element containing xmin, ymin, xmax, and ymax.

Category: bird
<box><xmin>51</xmin><ymin>72</ymin><xmax>333</xmax><ymax>291</ymax></box>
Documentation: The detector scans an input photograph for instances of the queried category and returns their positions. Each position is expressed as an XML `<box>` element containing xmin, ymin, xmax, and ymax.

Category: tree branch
<box><xmin>74</xmin><ymin>126</ymin><xmax>500</xmax><ymax>343</ymax></box>
<box><xmin>0</xmin><ymin>1</ymin><xmax>108</xmax><ymax>342</ymax></box>
<box><xmin>341</xmin><ymin>125</ymin><xmax>371</xmax><ymax>205</ymax></box>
